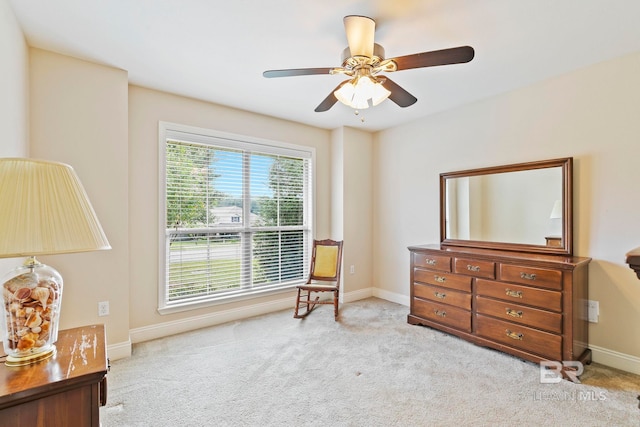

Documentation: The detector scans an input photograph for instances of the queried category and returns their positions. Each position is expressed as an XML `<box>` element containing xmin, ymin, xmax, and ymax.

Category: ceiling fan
<box><xmin>263</xmin><ymin>15</ymin><xmax>475</xmax><ymax>112</ymax></box>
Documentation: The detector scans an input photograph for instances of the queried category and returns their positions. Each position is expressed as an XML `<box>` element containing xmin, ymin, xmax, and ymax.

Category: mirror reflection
<box><xmin>444</xmin><ymin>168</ymin><xmax>562</xmax><ymax>246</ymax></box>
<box><xmin>440</xmin><ymin>157</ymin><xmax>572</xmax><ymax>255</ymax></box>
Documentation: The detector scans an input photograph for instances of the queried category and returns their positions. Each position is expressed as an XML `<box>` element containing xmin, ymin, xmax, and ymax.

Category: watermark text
<box><xmin>539</xmin><ymin>360</ymin><xmax>583</xmax><ymax>384</ymax></box>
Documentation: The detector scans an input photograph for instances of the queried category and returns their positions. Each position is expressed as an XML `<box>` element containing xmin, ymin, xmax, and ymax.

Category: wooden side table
<box><xmin>0</xmin><ymin>324</ymin><xmax>108</xmax><ymax>427</ymax></box>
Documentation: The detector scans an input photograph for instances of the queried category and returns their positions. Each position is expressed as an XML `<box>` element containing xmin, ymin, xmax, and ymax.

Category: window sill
<box><xmin>157</xmin><ymin>282</ymin><xmax>302</xmax><ymax>315</ymax></box>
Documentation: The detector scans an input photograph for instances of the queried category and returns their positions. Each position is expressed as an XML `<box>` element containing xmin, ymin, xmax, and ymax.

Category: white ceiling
<box><xmin>10</xmin><ymin>0</ymin><xmax>640</xmax><ymax>131</ymax></box>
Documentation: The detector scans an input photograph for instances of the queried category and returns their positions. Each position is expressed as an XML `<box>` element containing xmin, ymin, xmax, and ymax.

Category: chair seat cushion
<box><xmin>296</xmin><ymin>283</ymin><xmax>338</xmax><ymax>292</ymax></box>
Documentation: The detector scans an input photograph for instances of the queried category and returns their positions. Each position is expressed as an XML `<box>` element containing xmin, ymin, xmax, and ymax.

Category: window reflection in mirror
<box><xmin>440</xmin><ymin>157</ymin><xmax>572</xmax><ymax>255</ymax></box>
<box><xmin>444</xmin><ymin>167</ymin><xmax>562</xmax><ymax>245</ymax></box>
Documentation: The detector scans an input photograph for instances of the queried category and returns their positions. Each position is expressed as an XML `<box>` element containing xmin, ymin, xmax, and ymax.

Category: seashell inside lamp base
<box><xmin>1</xmin><ymin>259</ymin><xmax>63</xmax><ymax>366</ymax></box>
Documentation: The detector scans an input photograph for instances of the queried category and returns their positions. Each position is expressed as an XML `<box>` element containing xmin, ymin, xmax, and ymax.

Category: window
<box><xmin>159</xmin><ymin>123</ymin><xmax>313</xmax><ymax>313</ymax></box>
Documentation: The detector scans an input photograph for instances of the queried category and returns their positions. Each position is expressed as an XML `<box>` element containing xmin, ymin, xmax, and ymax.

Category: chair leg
<box><xmin>294</xmin><ymin>289</ymin><xmax>320</xmax><ymax>319</ymax></box>
<box><xmin>293</xmin><ymin>288</ymin><xmax>302</xmax><ymax>318</ymax></box>
<box><xmin>333</xmin><ymin>290</ymin><xmax>339</xmax><ymax>320</ymax></box>
<box><xmin>305</xmin><ymin>289</ymin><xmax>311</xmax><ymax>311</ymax></box>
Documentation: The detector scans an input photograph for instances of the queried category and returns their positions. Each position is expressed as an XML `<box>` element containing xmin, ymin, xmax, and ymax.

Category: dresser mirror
<box><xmin>440</xmin><ymin>157</ymin><xmax>573</xmax><ymax>255</ymax></box>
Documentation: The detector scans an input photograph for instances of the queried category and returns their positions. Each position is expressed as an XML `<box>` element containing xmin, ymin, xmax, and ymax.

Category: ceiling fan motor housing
<box><xmin>341</xmin><ymin>43</ymin><xmax>386</xmax><ymax>67</ymax></box>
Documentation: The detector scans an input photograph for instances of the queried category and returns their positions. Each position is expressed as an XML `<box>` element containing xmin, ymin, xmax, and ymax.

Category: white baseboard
<box><xmin>129</xmin><ymin>289</ymin><xmax>376</xmax><ymax>349</ymax></box>
<box><xmin>107</xmin><ymin>339</ymin><xmax>132</xmax><ymax>361</ymax></box>
<box><xmin>343</xmin><ymin>286</ymin><xmax>374</xmax><ymax>303</ymax></box>
<box><xmin>342</xmin><ymin>287</ymin><xmax>409</xmax><ymax>306</ymax></box>
<box><xmin>373</xmin><ymin>288</ymin><xmax>409</xmax><ymax>306</ymax></box>
<box><xmin>119</xmin><ymin>288</ymin><xmax>382</xmax><ymax>359</ymax></box>
<box><xmin>128</xmin><ymin>296</ymin><xmax>293</xmax><ymax>345</ymax></box>
<box><xmin>590</xmin><ymin>344</ymin><xmax>640</xmax><ymax>375</ymax></box>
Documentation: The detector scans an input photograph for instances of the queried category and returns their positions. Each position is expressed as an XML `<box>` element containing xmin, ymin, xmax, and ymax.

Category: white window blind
<box><xmin>159</xmin><ymin>123</ymin><xmax>313</xmax><ymax>312</ymax></box>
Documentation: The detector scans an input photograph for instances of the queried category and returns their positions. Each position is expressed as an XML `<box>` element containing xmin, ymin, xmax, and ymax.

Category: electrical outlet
<box><xmin>98</xmin><ymin>301</ymin><xmax>110</xmax><ymax>317</ymax></box>
<box><xmin>587</xmin><ymin>300</ymin><xmax>599</xmax><ymax>323</ymax></box>
<box><xmin>350</xmin><ymin>265</ymin><xmax>355</xmax><ymax>274</ymax></box>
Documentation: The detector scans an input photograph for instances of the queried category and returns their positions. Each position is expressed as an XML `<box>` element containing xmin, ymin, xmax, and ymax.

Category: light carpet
<box><xmin>101</xmin><ymin>298</ymin><xmax>640</xmax><ymax>426</ymax></box>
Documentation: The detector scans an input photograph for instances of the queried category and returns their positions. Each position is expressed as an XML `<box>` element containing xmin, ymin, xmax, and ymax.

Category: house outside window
<box><xmin>158</xmin><ymin>122</ymin><xmax>314</xmax><ymax>313</ymax></box>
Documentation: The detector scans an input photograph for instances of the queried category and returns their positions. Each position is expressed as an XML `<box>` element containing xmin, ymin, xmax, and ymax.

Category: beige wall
<box><xmin>28</xmin><ymin>48</ymin><xmax>131</xmax><ymax>351</ymax></box>
<box><xmin>335</xmin><ymin>127</ymin><xmax>374</xmax><ymax>299</ymax></box>
<box><xmin>374</xmin><ymin>51</ymin><xmax>640</xmax><ymax>372</ymax></box>
<box><xmin>128</xmin><ymin>86</ymin><xmax>333</xmax><ymax>336</ymax></box>
<box><xmin>0</xmin><ymin>0</ymin><xmax>28</xmax><ymax>157</ymax></box>
<box><xmin>330</xmin><ymin>129</ymin><xmax>344</xmax><ymax>240</ymax></box>
<box><xmin>0</xmin><ymin>0</ymin><xmax>29</xmax><ymax>274</ymax></box>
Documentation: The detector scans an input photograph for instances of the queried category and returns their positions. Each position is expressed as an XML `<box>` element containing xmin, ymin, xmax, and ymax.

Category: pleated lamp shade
<box><xmin>0</xmin><ymin>158</ymin><xmax>111</xmax><ymax>257</ymax></box>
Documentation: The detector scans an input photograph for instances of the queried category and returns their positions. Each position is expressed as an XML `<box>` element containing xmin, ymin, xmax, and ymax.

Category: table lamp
<box><xmin>0</xmin><ymin>158</ymin><xmax>110</xmax><ymax>366</ymax></box>
<box><xmin>549</xmin><ymin>199</ymin><xmax>563</xmax><ymax>220</ymax></box>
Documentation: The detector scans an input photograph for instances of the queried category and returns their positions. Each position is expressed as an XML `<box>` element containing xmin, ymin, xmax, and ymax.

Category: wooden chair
<box><xmin>294</xmin><ymin>239</ymin><xmax>343</xmax><ymax>320</ymax></box>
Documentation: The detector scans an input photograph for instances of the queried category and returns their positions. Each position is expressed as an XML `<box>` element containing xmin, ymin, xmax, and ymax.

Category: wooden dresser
<box><xmin>408</xmin><ymin>244</ymin><xmax>591</xmax><ymax>365</ymax></box>
<box><xmin>0</xmin><ymin>324</ymin><xmax>108</xmax><ymax>427</ymax></box>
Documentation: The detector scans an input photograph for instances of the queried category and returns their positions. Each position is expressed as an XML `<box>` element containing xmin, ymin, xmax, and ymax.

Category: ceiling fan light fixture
<box><xmin>334</xmin><ymin>78</ymin><xmax>369</xmax><ymax>109</ymax></box>
<box><xmin>334</xmin><ymin>75</ymin><xmax>390</xmax><ymax>109</ymax></box>
<box><xmin>370</xmin><ymin>80</ymin><xmax>391</xmax><ymax>106</ymax></box>
<box><xmin>334</xmin><ymin>80</ymin><xmax>356</xmax><ymax>106</ymax></box>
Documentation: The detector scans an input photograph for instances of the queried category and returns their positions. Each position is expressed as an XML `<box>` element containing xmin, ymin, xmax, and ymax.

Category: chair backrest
<box><xmin>308</xmin><ymin>239</ymin><xmax>343</xmax><ymax>285</ymax></box>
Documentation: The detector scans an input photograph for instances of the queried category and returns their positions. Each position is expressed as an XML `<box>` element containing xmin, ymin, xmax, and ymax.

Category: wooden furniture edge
<box><xmin>0</xmin><ymin>324</ymin><xmax>108</xmax><ymax>409</ymax></box>
<box><xmin>626</xmin><ymin>246</ymin><xmax>640</xmax><ymax>279</ymax></box>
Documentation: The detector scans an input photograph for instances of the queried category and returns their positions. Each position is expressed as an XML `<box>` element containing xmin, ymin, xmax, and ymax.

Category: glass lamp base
<box><xmin>5</xmin><ymin>345</ymin><xmax>56</xmax><ymax>367</ymax></box>
<box><xmin>1</xmin><ymin>257</ymin><xmax>63</xmax><ymax>366</ymax></box>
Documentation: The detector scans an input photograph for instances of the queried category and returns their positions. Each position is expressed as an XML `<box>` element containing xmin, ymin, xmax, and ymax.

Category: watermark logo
<box><xmin>539</xmin><ymin>360</ymin><xmax>583</xmax><ymax>384</ymax></box>
<box><xmin>531</xmin><ymin>390</ymin><xmax>608</xmax><ymax>402</ymax></box>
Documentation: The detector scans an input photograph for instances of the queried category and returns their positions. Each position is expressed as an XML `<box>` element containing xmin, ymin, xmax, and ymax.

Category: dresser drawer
<box><xmin>476</xmin><ymin>315</ymin><xmax>562</xmax><ymax>360</ymax></box>
<box><xmin>499</xmin><ymin>264</ymin><xmax>562</xmax><ymax>290</ymax></box>
<box><xmin>476</xmin><ymin>279</ymin><xmax>562</xmax><ymax>312</ymax></box>
<box><xmin>412</xmin><ymin>298</ymin><xmax>471</xmax><ymax>332</ymax></box>
<box><xmin>476</xmin><ymin>296</ymin><xmax>562</xmax><ymax>334</ymax></box>
<box><xmin>413</xmin><ymin>252</ymin><xmax>451</xmax><ymax>272</ymax></box>
<box><xmin>414</xmin><ymin>269</ymin><xmax>472</xmax><ymax>292</ymax></box>
<box><xmin>454</xmin><ymin>258</ymin><xmax>495</xmax><ymax>279</ymax></box>
<box><xmin>414</xmin><ymin>283</ymin><xmax>471</xmax><ymax>310</ymax></box>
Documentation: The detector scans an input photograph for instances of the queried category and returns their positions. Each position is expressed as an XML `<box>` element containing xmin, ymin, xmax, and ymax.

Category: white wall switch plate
<box><xmin>98</xmin><ymin>301</ymin><xmax>110</xmax><ymax>317</ymax></box>
<box><xmin>587</xmin><ymin>300</ymin><xmax>599</xmax><ymax>323</ymax></box>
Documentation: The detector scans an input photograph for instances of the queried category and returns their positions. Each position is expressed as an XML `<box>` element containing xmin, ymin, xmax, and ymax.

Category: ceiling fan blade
<box><xmin>314</xmin><ymin>82</ymin><xmax>348</xmax><ymax>112</ymax></box>
<box><xmin>344</xmin><ymin>15</ymin><xmax>375</xmax><ymax>57</ymax></box>
<box><xmin>380</xmin><ymin>77</ymin><xmax>417</xmax><ymax>107</ymax></box>
<box><xmin>263</xmin><ymin>68</ymin><xmax>334</xmax><ymax>78</ymax></box>
<box><xmin>390</xmin><ymin>46</ymin><xmax>475</xmax><ymax>71</ymax></box>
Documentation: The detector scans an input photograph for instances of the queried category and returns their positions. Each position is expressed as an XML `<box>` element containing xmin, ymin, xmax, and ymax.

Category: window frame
<box><xmin>158</xmin><ymin>122</ymin><xmax>315</xmax><ymax>314</ymax></box>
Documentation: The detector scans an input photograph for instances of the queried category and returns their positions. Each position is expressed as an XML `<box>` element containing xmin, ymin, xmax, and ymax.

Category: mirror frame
<box><xmin>440</xmin><ymin>157</ymin><xmax>573</xmax><ymax>255</ymax></box>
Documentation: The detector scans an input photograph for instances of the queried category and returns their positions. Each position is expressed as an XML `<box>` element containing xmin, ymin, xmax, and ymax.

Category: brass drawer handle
<box><xmin>467</xmin><ymin>264</ymin><xmax>480</xmax><ymax>272</ymax></box>
<box><xmin>434</xmin><ymin>309</ymin><xmax>446</xmax><ymax>317</ymax></box>
<box><xmin>505</xmin><ymin>289</ymin><xmax>523</xmax><ymax>298</ymax></box>
<box><xmin>506</xmin><ymin>308</ymin><xmax>523</xmax><ymax>318</ymax></box>
<box><xmin>520</xmin><ymin>272</ymin><xmax>536</xmax><ymax>281</ymax></box>
<box><xmin>434</xmin><ymin>291</ymin><xmax>447</xmax><ymax>299</ymax></box>
<box><xmin>506</xmin><ymin>329</ymin><xmax>523</xmax><ymax>340</ymax></box>
<box><xmin>424</xmin><ymin>258</ymin><xmax>437</xmax><ymax>265</ymax></box>
<box><xmin>434</xmin><ymin>275</ymin><xmax>446</xmax><ymax>283</ymax></box>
